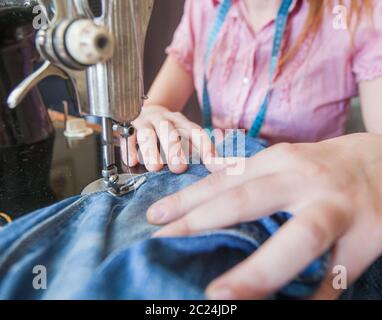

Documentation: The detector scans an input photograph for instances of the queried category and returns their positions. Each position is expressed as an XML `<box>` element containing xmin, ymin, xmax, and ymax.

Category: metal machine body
<box><xmin>7</xmin><ymin>0</ymin><xmax>154</xmax><ymax>196</ymax></box>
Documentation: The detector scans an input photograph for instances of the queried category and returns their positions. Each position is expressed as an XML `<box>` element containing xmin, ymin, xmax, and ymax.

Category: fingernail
<box><xmin>147</xmin><ymin>204</ymin><xmax>166</xmax><ymax>223</ymax></box>
<box><xmin>207</xmin><ymin>287</ymin><xmax>235</xmax><ymax>300</ymax></box>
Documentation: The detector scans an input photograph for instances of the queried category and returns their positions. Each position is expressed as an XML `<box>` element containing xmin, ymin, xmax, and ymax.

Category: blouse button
<box><xmin>242</xmin><ymin>77</ymin><xmax>249</xmax><ymax>85</ymax></box>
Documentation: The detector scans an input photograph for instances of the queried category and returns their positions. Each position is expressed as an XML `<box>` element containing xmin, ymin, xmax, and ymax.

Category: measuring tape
<box><xmin>202</xmin><ymin>0</ymin><xmax>293</xmax><ymax>137</ymax></box>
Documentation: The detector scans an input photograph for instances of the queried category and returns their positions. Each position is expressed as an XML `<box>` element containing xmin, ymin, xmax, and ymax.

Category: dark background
<box><xmin>144</xmin><ymin>0</ymin><xmax>201</xmax><ymax>125</ymax></box>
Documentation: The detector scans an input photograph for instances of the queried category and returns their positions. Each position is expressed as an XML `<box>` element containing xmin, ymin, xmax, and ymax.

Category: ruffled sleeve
<box><xmin>165</xmin><ymin>0</ymin><xmax>195</xmax><ymax>74</ymax></box>
<box><xmin>352</xmin><ymin>0</ymin><xmax>382</xmax><ymax>82</ymax></box>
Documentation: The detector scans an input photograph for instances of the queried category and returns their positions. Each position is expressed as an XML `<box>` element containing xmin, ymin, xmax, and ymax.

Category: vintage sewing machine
<box><xmin>7</xmin><ymin>0</ymin><xmax>154</xmax><ymax>196</ymax></box>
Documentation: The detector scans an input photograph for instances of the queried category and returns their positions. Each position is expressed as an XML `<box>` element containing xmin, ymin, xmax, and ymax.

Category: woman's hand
<box><xmin>125</xmin><ymin>105</ymin><xmax>216</xmax><ymax>174</ymax></box>
<box><xmin>147</xmin><ymin>133</ymin><xmax>382</xmax><ymax>299</ymax></box>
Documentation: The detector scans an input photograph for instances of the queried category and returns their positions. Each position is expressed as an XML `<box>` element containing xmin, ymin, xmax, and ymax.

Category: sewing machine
<box><xmin>7</xmin><ymin>0</ymin><xmax>154</xmax><ymax>196</ymax></box>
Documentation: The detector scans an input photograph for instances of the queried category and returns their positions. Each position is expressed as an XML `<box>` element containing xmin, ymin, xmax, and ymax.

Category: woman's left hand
<box><xmin>147</xmin><ymin>133</ymin><xmax>382</xmax><ymax>300</ymax></box>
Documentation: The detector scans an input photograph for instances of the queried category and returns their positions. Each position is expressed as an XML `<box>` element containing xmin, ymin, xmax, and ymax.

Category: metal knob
<box><xmin>7</xmin><ymin>0</ymin><xmax>114</xmax><ymax>110</ymax></box>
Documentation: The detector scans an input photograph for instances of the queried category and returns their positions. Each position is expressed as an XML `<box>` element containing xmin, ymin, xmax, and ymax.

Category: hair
<box><xmin>280</xmin><ymin>0</ymin><xmax>374</xmax><ymax>67</ymax></box>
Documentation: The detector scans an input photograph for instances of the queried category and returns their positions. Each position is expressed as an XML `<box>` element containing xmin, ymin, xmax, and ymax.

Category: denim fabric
<box><xmin>0</xmin><ymin>132</ymin><xmax>330</xmax><ymax>300</ymax></box>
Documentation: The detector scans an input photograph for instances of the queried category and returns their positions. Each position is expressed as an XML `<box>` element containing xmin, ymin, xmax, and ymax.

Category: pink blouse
<box><xmin>166</xmin><ymin>0</ymin><xmax>382</xmax><ymax>143</ymax></box>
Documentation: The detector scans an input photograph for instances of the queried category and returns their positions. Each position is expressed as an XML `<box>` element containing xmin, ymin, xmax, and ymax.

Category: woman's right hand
<box><xmin>125</xmin><ymin>105</ymin><xmax>216</xmax><ymax>174</ymax></box>
<box><xmin>149</xmin><ymin>133</ymin><xmax>382</xmax><ymax>299</ymax></box>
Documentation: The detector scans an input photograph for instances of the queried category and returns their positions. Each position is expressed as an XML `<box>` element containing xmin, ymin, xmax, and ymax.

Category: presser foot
<box><xmin>81</xmin><ymin>174</ymin><xmax>147</xmax><ymax>197</ymax></box>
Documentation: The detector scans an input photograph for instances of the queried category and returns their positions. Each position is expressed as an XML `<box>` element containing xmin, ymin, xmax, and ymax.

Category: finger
<box><xmin>189</xmin><ymin>128</ymin><xmax>217</xmax><ymax>166</ymax></box>
<box><xmin>167</xmin><ymin>113</ymin><xmax>217</xmax><ymax>163</ymax></box>
<box><xmin>152</xmin><ymin>173</ymin><xmax>297</xmax><ymax>236</ymax></box>
<box><xmin>206</xmin><ymin>203</ymin><xmax>349</xmax><ymax>300</ymax></box>
<box><xmin>310</xmin><ymin>263</ymin><xmax>344</xmax><ymax>300</ymax></box>
<box><xmin>147</xmin><ymin>160</ymin><xmax>250</xmax><ymax>225</ymax></box>
<box><xmin>152</xmin><ymin>120</ymin><xmax>188</xmax><ymax>174</ymax></box>
<box><xmin>147</xmin><ymin>153</ymin><xmax>285</xmax><ymax>225</ymax></box>
<box><xmin>312</xmin><ymin>225</ymin><xmax>382</xmax><ymax>300</ymax></box>
<box><xmin>136</xmin><ymin>125</ymin><xmax>163</xmax><ymax>172</ymax></box>
<box><xmin>127</xmin><ymin>131</ymin><xmax>139</xmax><ymax>167</ymax></box>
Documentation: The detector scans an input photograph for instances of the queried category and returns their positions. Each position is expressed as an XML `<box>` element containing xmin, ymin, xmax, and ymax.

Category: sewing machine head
<box><xmin>7</xmin><ymin>0</ymin><xmax>154</xmax><ymax>196</ymax></box>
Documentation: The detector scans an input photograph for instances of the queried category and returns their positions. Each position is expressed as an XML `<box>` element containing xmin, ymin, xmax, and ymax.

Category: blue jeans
<box><xmin>0</xmin><ymin>132</ymin><xmax>333</xmax><ymax>300</ymax></box>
